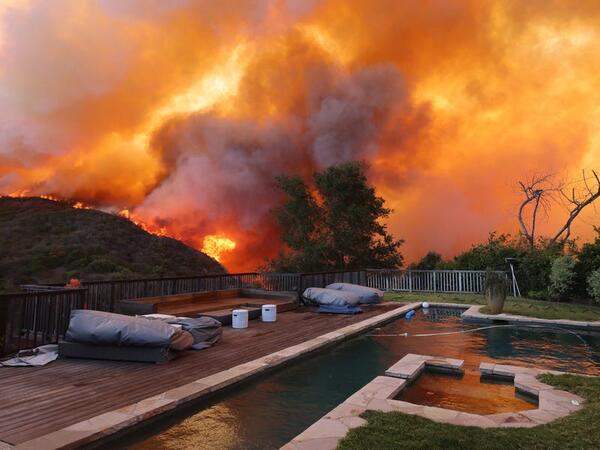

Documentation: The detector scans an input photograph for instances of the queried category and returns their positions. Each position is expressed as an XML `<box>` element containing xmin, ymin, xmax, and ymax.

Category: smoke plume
<box><xmin>1</xmin><ymin>0</ymin><xmax>599</xmax><ymax>269</ymax></box>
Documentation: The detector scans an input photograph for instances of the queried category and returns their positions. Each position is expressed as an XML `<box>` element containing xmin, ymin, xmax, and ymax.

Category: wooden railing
<box><xmin>2</xmin><ymin>269</ymin><xmax>507</xmax><ymax>356</ymax></box>
<box><xmin>82</xmin><ymin>273</ymin><xmax>262</xmax><ymax>312</ymax></box>
<box><xmin>0</xmin><ymin>288</ymin><xmax>87</xmax><ymax>356</ymax></box>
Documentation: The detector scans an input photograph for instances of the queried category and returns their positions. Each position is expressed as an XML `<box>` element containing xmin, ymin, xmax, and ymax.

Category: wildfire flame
<box><xmin>8</xmin><ymin>190</ymin><xmax>30</xmax><ymax>198</ymax></box>
<box><xmin>201</xmin><ymin>235</ymin><xmax>237</xmax><ymax>262</ymax></box>
<box><xmin>118</xmin><ymin>209</ymin><xmax>168</xmax><ymax>237</ymax></box>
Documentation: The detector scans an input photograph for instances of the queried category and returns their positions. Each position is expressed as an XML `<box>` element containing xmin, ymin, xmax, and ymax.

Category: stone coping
<box><xmin>283</xmin><ymin>354</ymin><xmax>587</xmax><ymax>450</ymax></box>
<box><xmin>425</xmin><ymin>302</ymin><xmax>470</xmax><ymax>309</ymax></box>
<box><xmin>462</xmin><ymin>305</ymin><xmax>600</xmax><ymax>332</ymax></box>
<box><xmin>12</xmin><ymin>302</ymin><xmax>421</xmax><ymax>450</ymax></box>
<box><xmin>385</xmin><ymin>353</ymin><xmax>464</xmax><ymax>380</ymax></box>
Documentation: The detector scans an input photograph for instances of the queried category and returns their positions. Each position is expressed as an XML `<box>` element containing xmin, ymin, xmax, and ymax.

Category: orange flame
<box><xmin>201</xmin><ymin>235</ymin><xmax>237</xmax><ymax>262</ymax></box>
<box><xmin>8</xmin><ymin>190</ymin><xmax>30</xmax><ymax>198</ymax></box>
<box><xmin>118</xmin><ymin>209</ymin><xmax>168</xmax><ymax>237</ymax></box>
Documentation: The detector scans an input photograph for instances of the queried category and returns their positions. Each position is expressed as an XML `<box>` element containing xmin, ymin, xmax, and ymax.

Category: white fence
<box><xmin>365</xmin><ymin>270</ymin><xmax>508</xmax><ymax>294</ymax></box>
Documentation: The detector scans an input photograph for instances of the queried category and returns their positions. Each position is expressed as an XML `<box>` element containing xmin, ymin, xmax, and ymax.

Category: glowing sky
<box><xmin>1</xmin><ymin>0</ymin><xmax>598</xmax><ymax>269</ymax></box>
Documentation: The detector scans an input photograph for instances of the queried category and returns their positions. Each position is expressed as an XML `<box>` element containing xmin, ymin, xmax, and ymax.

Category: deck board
<box><xmin>0</xmin><ymin>304</ymin><xmax>401</xmax><ymax>445</ymax></box>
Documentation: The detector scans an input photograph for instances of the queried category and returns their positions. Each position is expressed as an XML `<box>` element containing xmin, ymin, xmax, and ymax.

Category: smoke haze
<box><xmin>1</xmin><ymin>0</ymin><xmax>599</xmax><ymax>269</ymax></box>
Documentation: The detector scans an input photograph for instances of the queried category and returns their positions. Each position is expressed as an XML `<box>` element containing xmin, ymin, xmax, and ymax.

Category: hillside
<box><xmin>0</xmin><ymin>197</ymin><xmax>225</xmax><ymax>292</ymax></box>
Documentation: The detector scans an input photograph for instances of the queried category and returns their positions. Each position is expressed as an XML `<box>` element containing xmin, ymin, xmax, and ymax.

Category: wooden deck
<box><xmin>0</xmin><ymin>304</ymin><xmax>401</xmax><ymax>445</ymax></box>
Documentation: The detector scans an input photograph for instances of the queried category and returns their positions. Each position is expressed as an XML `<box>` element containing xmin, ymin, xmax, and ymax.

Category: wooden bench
<box><xmin>117</xmin><ymin>288</ymin><xmax>298</xmax><ymax>323</ymax></box>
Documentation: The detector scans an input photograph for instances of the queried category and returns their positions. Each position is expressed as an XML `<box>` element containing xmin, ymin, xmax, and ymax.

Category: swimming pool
<box><xmin>107</xmin><ymin>307</ymin><xmax>600</xmax><ymax>450</ymax></box>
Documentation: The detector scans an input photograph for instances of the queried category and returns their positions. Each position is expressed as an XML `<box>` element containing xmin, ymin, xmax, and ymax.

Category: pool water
<box><xmin>113</xmin><ymin>307</ymin><xmax>600</xmax><ymax>450</ymax></box>
<box><xmin>397</xmin><ymin>371</ymin><xmax>537</xmax><ymax>414</ymax></box>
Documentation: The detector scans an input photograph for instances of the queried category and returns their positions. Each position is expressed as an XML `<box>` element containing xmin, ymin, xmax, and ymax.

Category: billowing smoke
<box><xmin>138</xmin><ymin>64</ymin><xmax>409</xmax><ymax>267</ymax></box>
<box><xmin>1</xmin><ymin>0</ymin><xmax>599</xmax><ymax>269</ymax></box>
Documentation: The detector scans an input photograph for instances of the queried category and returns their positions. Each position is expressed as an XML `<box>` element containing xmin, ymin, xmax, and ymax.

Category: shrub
<box><xmin>411</xmin><ymin>252</ymin><xmax>444</xmax><ymax>270</ymax></box>
<box><xmin>587</xmin><ymin>269</ymin><xmax>600</xmax><ymax>304</ymax></box>
<box><xmin>449</xmin><ymin>233</ymin><xmax>561</xmax><ymax>295</ymax></box>
<box><xmin>85</xmin><ymin>257</ymin><xmax>118</xmax><ymax>273</ymax></box>
<box><xmin>518</xmin><ymin>246</ymin><xmax>561</xmax><ymax>296</ymax></box>
<box><xmin>549</xmin><ymin>255</ymin><xmax>577</xmax><ymax>300</ymax></box>
<box><xmin>575</xmin><ymin>228</ymin><xmax>600</xmax><ymax>297</ymax></box>
<box><xmin>526</xmin><ymin>290</ymin><xmax>548</xmax><ymax>301</ymax></box>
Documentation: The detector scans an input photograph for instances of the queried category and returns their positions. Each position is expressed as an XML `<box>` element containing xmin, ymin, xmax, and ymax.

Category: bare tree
<box><xmin>517</xmin><ymin>170</ymin><xmax>600</xmax><ymax>248</ymax></box>
<box><xmin>517</xmin><ymin>174</ymin><xmax>554</xmax><ymax>248</ymax></box>
<box><xmin>552</xmin><ymin>170</ymin><xmax>600</xmax><ymax>244</ymax></box>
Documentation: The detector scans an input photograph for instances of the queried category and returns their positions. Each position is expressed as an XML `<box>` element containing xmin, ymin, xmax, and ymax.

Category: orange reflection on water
<box><xmin>397</xmin><ymin>370</ymin><xmax>536</xmax><ymax>415</ymax></box>
<box><xmin>129</xmin><ymin>403</ymin><xmax>240</xmax><ymax>450</ymax></box>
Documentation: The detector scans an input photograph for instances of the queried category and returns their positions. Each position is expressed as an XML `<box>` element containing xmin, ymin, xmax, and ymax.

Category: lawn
<box><xmin>338</xmin><ymin>374</ymin><xmax>600</xmax><ymax>450</ymax></box>
<box><xmin>384</xmin><ymin>292</ymin><xmax>600</xmax><ymax>322</ymax></box>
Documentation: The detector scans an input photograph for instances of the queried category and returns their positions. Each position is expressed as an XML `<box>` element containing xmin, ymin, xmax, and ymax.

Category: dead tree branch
<box><xmin>551</xmin><ymin>170</ymin><xmax>600</xmax><ymax>244</ymax></box>
<box><xmin>517</xmin><ymin>170</ymin><xmax>600</xmax><ymax>249</ymax></box>
<box><xmin>517</xmin><ymin>174</ymin><xmax>554</xmax><ymax>248</ymax></box>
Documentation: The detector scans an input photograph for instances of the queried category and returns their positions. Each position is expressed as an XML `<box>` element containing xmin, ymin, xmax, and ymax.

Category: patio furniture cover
<box><xmin>166</xmin><ymin>317</ymin><xmax>223</xmax><ymax>350</ymax></box>
<box><xmin>317</xmin><ymin>304</ymin><xmax>363</xmax><ymax>315</ymax></box>
<box><xmin>302</xmin><ymin>287</ymin><xmax>361</xmax><ymax>306</ymax></box>
<box><xmin>65</xmin><ymin>310</ymin><xmax>175</xmax><ymax>348</ymax></box>
<box><xmin>0</xmin><ymin>344</ymin><xmax>59</xmax><ymax>367</ymax></box>
<box><xmin>325</xmin><ymin>283</ymin><xmax>384</xmax><ymax>304</ymax></box>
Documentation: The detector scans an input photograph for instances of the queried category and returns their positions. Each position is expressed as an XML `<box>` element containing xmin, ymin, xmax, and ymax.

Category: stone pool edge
<box><xmin>462</xmin><ymin>304</ymin><xmax>600</xmax><ymax>331</ymax></box>
<box><xmin>11</xmin><ymin>302</ymin><xmax>421</xmax><ymax>450</ymax></box>
<box><xmin>283</xmin><ymin>354</ymin><xmax>587</xmax><ymax>450</ymax></box>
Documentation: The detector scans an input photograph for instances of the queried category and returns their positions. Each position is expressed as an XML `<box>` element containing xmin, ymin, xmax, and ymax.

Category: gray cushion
<box><xmin>302</xmin><ymin>287</ymin><xmax>361</xmax><ymax>306</ymax></box>
<box><xmin>325</xmin><ymin>282</ymin><xmax>384</xmax><ymax>304</ymax></box>
<box><xmin>65</xmin><ymin>310</ymin><xmax>174</xmax><ymax>348</ymax></box>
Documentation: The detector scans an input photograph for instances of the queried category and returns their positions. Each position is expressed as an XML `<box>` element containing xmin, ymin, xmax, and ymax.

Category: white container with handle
<box><xmin>232</xmin><ymin>309</ymin><xmax>249</xmax><ymax>329</ymax></box>
<box><xmin>261</xmin><ymin>304</ymin><xmax>277</xmax><ymax>322</ymax></box>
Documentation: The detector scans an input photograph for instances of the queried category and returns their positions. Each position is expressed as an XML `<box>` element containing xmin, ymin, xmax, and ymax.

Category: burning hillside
<box><xmin>0</xmin><ymin>196</ymin><xmax>225</xmax><ymax>290</ymax></box>
<box><xmin>1</xmin><ymin>1</ymin><xmax>599</xmax><ymax>270</ymax></box>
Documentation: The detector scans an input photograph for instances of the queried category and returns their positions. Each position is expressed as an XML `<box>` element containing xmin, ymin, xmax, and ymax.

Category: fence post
<box><xmin>0</xmin><ymin>299</ymin><xmax>8</xmax><ymax>356</ymax></box>
<box><xmin>110</xmin><ymin>283</ymin><xmax>116</xmax><ymax>312</ymax></box>
<box><xmin>408</xmin><ymin>271</ymin><xmax>413</xmax><ymax>292</ymax></box>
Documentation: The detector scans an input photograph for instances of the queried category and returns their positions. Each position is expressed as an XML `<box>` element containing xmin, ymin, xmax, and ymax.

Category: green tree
<box><xmin>575</xmin><ymin>227</ymin><xmax>600</xmax><ymax>296</ymax></box>
<box><xmin>587</xmin><ymin>269</ymin><xmax>600</xmax><ymax>304</ymax></box>
<box><xmin>447</xmin><ymin>233</ymin><xmax>563</xmax><ymax>298</ymax></box>
<box><xmin>268</xmin><ymin>161</ymin><xmax>403</xmax><ymax>272</ymax></box>
<box><xmin>411</xmin><ymin>251</ymin><xmax>444</xmax><ymax>270</ymax></box>
<box><xmin>549</xmin><ymin>255</ymin><xmax>577</xmax><ymax>300</ymax></box>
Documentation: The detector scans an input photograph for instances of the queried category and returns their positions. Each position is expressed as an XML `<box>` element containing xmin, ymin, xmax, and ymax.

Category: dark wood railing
<box><xmin>0</xmin><ymin>288</ymin><xmax>87</xmax><ymax>357</ymax></box>
<box><xmin>1</xmin><ymin>269</ymin><xmax>507</xmax><ymax>356</ymax></box>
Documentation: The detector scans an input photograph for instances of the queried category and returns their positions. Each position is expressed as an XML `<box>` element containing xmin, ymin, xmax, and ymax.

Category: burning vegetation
<box><xmin>201</xmin><ymin>235</ymin><xmax>237</xmax><ymax>262</ymax></box>
<box><xmin>1</xmin><ymin>1</ymin><xmax>599</xmax><ymax>270</ymax></box>
<box><xmin>0</xmin><ymin>196</ymin><xmax>225</xmax><ymax>292</ymax></box>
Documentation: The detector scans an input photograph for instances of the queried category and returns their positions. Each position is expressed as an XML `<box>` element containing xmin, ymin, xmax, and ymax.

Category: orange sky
<box><xmin>0</xmin><ymin>0</ymin><xmax>599</xmax><ymax>270</ymax></box>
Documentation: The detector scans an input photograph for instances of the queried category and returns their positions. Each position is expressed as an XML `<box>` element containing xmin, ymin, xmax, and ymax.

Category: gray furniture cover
<box><xmin>302</xmin><ymin>287</ymin><xmax>361</xmax><ymax>306</ymax></box>
<box><xmin>165</xmin><ymin>317</ymin><xmax>222</xmax><ymax>350</ymax></box>
<box><xmin>58</xmin><ymin>341</ymin><xmax>173</xmax><ymax>364</ymax></box>
<box><xmin>325</xmin><ymin>283</ymin><xmax>384</xmax><ymax>304</ymax></box>
<box><xmin>65</xmin><ymin>310</ymin><xmax>174</xmax><ymax>348</ymax></box>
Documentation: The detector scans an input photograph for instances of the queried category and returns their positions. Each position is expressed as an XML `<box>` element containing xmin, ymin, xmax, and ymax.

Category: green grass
<box><xmin>338</xmin><ymin>374</ymin><xmax>600</xmax><ymax>450</ymax></box>
<box><xmin>384</xmin><ymin>292</ymin><xmax>600</xmax><ymax>322</ymax></box>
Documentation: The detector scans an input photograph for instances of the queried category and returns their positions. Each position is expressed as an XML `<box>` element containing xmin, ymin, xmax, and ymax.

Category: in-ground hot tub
<box><xmin>397</xmin><ymin>369</ymin><xmax>537</xmax><ymax>415</ymax></box>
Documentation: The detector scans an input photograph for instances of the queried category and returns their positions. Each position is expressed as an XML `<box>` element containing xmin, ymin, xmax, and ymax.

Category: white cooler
<box><xmin>232</xmin><ymin>309</ymin><xmax>249</xmax><ymax>329</ymax></box>
<box><xmin>261</xmin><ymin>304</ymin><xmax>277</xmax><ymax>322</ymax></box>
